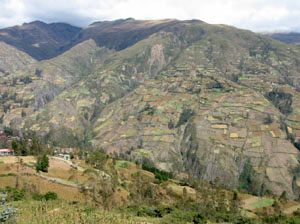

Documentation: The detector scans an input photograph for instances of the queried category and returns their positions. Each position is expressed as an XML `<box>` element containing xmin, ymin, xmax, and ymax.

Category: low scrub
<box><xmin>32</xmin><ymin>191</ymin><xmax>58</xmax><ymax>201</ymax></box>
<box><xmin>141</xmin><ymin>164</ymin><xmax>173</xmax><ymax>182</ymax></box>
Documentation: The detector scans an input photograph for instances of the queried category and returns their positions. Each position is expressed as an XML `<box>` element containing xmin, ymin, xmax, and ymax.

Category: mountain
<box><xmin>2</xmin><ymin>19</ymin><xmax>300</xmax><ymax>199</ymax></box>
<box><xmin>0</xmin><ymin>21</ymin><xmax>81</xmax><ymax>60</ymax></box>
<box><xmin>65</xmin><ymin>18</ymin><xmax>195</xmax><ymax>51</ymax></box>
<box><xmin>0</xmin><ymin>18</ymin><xmax>194</xmax><ymax>61</ymax></box>
<box><xmin>263</xmin><ymin>32</ymin><xmax>300</xmax><ymax>44</ymax></box>
<box><xmin>0</xmin><ymin>41</ymin><xmax>36</xmax><ymax>74</ymax></box>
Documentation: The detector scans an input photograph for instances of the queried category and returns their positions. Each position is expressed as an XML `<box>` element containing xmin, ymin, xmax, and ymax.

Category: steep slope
<box><xmin>0</xmin><ymin>21</ymin><xmax>81</xmax><ymax>60</ymax></box>
<box><xmin>0</xmin><ymin>40</ymin><xmax>111</xmax><ymax>131</ymax></box>
<box><xmin>89</xmin><ymin>22</ymin><xmax>300</xmax><ymax>199</ymax></box>
<box><xmin>0</xmin><ymin>41</ymin><xmax>36</xmax><ymax>74</ymax></box>
<box><xmin>3</xmin><ymin>19</ymin><xmax>300</xmax><ymax>199</ymax></box>
<box><xmin>21</xmin><ymin>30</ymin><xmax>183</xmax><ymax>146</ymax></box>
<box><xmin>264</xmin><ymin>32</ymin><xmax>300</xmax><ymax>45</ymax></box>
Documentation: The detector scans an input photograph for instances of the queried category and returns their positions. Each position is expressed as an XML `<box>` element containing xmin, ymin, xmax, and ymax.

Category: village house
<box><xmin>0</xmin><ymin>149</ymin><xmax>14</xmax><ymax>156</ymax></box>
<box><xmin>58</xmin><ymin>154</ymin><xmax>70</xmax><ymax>160</ymax></box>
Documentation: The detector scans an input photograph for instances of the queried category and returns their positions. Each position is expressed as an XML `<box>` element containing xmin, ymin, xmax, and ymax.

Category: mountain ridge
<box><xmin>0</xmin><ymin>21</ymin><xmax>81</xmax><ymax>60</ymax></box>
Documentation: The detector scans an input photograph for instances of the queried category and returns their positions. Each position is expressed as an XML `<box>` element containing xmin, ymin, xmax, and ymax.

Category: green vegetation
<box><xmin>249</xmin><ymin>198</ymin><xmax>274</xmax><ymax>209</ymax></box>
<box><xmin>176</xmin><ymin>107</ymin><xmax>194</xmax><ymax>127</ymax></box>
<box><xmin>265</xmin><ymin>89</ymin><xmax>293</xmax><ymax>115</ymax></box>
<box><xmin>141</xmin><ymin>164</ymin><xmax>173</xmax><ymax>182</ymax></box>
<box><xmin>32</xmin><ymin>191</ymin><xmax>58</xmax><ymax>201</ymax></box>
<box><xmin>239</xmin><ymin>159</ymin><xmax>259</xmax><ymax>194</ymax></box>
<box><xmin>35</xmin><ymin>154</ymin><xmax>49</xmax><ymax>173</ymax></box>
<box><xmin>0</xmin><ymin>187</ymin><xmax>25</xmax><ymax>201</ymax></box>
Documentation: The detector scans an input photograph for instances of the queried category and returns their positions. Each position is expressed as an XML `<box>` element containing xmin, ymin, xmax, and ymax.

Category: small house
<box><xmin>58</xmin><ymin>154</ymin><xmax>70</xmax><ymax>160</ymax></box>
<box><xmin>0</xmin><ymin>149</ymin><xmax>14</xmax><ymax>156</ymax></box>
<box><xmin>63</xmin><ymin>155</ymin><xmax>70</xmax><ymax>160</ymax></box>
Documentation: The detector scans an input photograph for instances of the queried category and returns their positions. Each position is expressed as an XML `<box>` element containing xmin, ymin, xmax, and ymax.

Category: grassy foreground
<box><xmin>11</xmin><ymin>200</ymin><xmax>158</xmax><ymax>224</ymax></box>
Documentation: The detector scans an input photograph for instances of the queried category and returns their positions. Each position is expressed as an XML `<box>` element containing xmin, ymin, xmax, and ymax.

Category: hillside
<box><xmin>1</xmin><ymin>154</ymin><xmax>300</xmax><ymax>223</ymax></box>
<box><xmin>263</xmin><ymin>32</ymin><xmax>300</xmax><ymax>45</ymax></box>
<box><xmin>1</xmin><ymin>19</ymin><xmax>300</xmax><ymax>200</ymax></box>
<box><xmin>0</xmin><ymin>41</ymin><xmax>36</xmax><ymax>75</ymax></box>
<box><xmin>0</xmin><ymin>21</ymin><xmax>81</xmax><ymax>60</ymax></box>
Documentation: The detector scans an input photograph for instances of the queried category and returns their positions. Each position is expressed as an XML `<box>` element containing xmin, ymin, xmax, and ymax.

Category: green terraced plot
<box><xmin>249</xmin><ymin>198</ymin><xmax>274</xmax><ymax>209</ymax></box>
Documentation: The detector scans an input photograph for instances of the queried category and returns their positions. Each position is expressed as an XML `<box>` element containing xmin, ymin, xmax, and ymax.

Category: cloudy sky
<box><xmin>0</xmin><ymin>0</ymin><xmax>299</xmax><ymax>32</ymax></box>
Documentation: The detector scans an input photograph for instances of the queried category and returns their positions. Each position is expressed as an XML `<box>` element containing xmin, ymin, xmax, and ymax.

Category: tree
<box><xmin>264</xmin><ymin>114</ymin><xmax>273</xmax><ymax>124</ymax></box>
<box><xmin>21</xmin><ymin>110</ymin><xmax>26</xmax><ymax>118</ymax></box>
<box><xmin>81</xmin><ymin>168</ymin><xmax>117</xmax><ymax>209</ymax></box>
<box><xmin>36</xmin><ymin>154</ymin><xmax>49</xmax><ymax>173</ymax></box>
<box><xmin>30</xmin><ymin>137</ymin><xmax>42</xmax><ymax>155</ymax></box>
<box><xmin>85</xmin><ymin>150</ymin><xmax>108</xmax><ymax>170</ymax></box>
<box><xmin>279</xmin><ymin>191</ymin><xmax>287</xmax><ymax>202</ymax></box>
<box><xmin>11</xmin><ymin>140</ymin><xmax>19</xmax><ymax>155</ymax></box>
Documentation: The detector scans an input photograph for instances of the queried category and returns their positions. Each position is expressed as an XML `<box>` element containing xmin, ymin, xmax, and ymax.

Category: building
<box><xmin>58</xmin><ymin>154</ymin><xmax>70</xmax><ymax>160</ymax></box>
<box><xmin>0</xmin><ymin>149</ymin><xmax>14</xmax><ymax>156</ymax></box>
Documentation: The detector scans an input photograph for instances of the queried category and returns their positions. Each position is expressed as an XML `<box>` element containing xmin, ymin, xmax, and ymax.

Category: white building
<box><xmin>0</xmin><ymin>149</ymin><xmax>14</xmax><ymax>156</ymax></box>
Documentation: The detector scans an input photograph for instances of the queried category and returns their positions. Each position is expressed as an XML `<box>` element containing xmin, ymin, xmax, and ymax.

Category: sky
<box><xmin>0</xmin><ymin>0</ymin><xmax>300</xmax><ymax>32</ymax></box>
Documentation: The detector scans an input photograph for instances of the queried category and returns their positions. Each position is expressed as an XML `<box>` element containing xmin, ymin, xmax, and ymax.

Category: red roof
<box><xmin>0</xmin><ymin>149</ymin><xmax>13</xmax><ymax>152</ymax></box>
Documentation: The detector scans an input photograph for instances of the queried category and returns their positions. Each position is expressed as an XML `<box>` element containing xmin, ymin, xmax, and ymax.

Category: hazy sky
<box><xmin>0</xmin><ymin>0</ymin><xmax>299</xmax><ymax>32</ymax></box>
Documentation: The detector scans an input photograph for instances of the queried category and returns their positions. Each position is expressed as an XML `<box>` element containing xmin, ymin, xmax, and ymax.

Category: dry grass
<box><xmin>0</xmin><ymin>175</ymin><xmax>85</xmax><ymax>202</ymax></box>
<box><xmin>0</xmin><ymin>156</ymin><xmax>86</xmax><ymax>202</ymax></box>
<box><xmin>12</xmin><ymin>200</ymin><xmax>159</xmax><ymax>224</ymax></box>
<box><xmin>0</xmin><ymin>156</ymin><xmax>35</xmax><ymax>164</ymax></box>
<box><xmin>0</xmin><ymin>176</ymin><xmax>16</xmax><ymax>187</ymax></box>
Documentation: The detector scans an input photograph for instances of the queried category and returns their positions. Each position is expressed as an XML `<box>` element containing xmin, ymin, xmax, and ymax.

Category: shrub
<box><xmin>141</xmin><ymin>164</ymin><xmax>173</xmax><ymax>182</ymax></box>
<box><xmin>193</xmin><ymin>213</ymin><xmax>208</xmax><ymax>224</ymax></box>
<box><xmin>239</xmin><ymin>159</ymin><xmax>259</xmax><ymax>194</ymax></box>
<box><xmin>36</xmin><ymin>154</ymin><xmax>49</xmax><ymax>173</ymax></box>
<box><xmin>264</xmin><ymin>114</ymin><xmax>273</xmax><ymax>124</ymax></box>
<box><xmin>33</xmin><ymin>191</ymin><xmax>58</xmax><ymax>201</ymax></box>
<box><xmin>1</xmin><ymin>187</ymin><xmax>25</xmax><ymax>201</ymax></box>
<box><xmin>32</xmin><ymin>193</ymin><xmax>44</xmax><ymax>201</ymax></box>
<box><xmin>176</xmin><ymin>107</ymin><xmax>194</xmax><ymax>127</ymax></box>
<box><xmin>265</xmin><ymin>90</ymin><xmax>293</xmax><ymax>115</ymax></box>
<box><xmin>136</xmin><ymin>206</ymin><xmax>162</xmax><ymax>217</ymax></box>
<box><xmin>44</xmin><ymin>191</ymin><xmax>58</xmax><ymax>201</ymax></box>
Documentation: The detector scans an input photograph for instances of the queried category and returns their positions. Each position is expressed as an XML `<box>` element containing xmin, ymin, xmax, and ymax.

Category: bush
<box><xmin>264</xmin><ymin>114</ymin><xmax>273</xmax><ymax>124</ymax></box>
<box><xmin>265</xmin><ymin>90</ymin><xmax>293</xmax><ymax>115</ymax></box>
<box><xmin>176</xmin><ymin>107</ymin><xmax>194</xmax><ymax>127</ymax></box>
<box><xmin>33</xmin><ymin>191</ymin><xmax>58</xmax><ymax>201</ymax></box>
<box><xmin>141</xmin><ymin>164</ymin><xmax>173</xmax><ymax>182</ymax></box>
<box><xmin>32</xmin><ymin>193</ymin><xmax>44</xmax><ymax>201</ymax></box>
<box><xmin>193</xmin><ymin>213</ymin><xmax>208</xmax><ymax>224</ymax></box>
<box><xmin>1</xmin><ymin>187</ymin><xmax>25</xmax><ymax>201</ymax></box>
<box><xmin>239</xmin><ymin>160</ymin><xmax>259</xmax><ymax>194</ymax></box>
<box><xmin>44</xmin><ymin>191</ymin><xmax>58</xmax><ymax>201</ymax></box>
<box><xmin>136</xmin><ymin>206</ymin><xmax>162</xmax><ymax>217</ymax></box>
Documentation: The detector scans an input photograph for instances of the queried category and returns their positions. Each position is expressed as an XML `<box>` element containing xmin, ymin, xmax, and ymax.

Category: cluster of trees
<box><xmin>176</xmin><ymin>107</ymin><xmax>194</xmax><ymax>127</ymax></box>
<box><xmin>265</xmin><ymin>89</ymin><xmax>293</xmax><ymax>115</ymax></box>
<box><xmin>11</xmin><ymin>137</ymin><xmax>45</xmax><ymax>156</ymax></box>
<box><xmin>11</xmin><ymin>136</ymin><xmax>50</xmax><ymax>173</ymax></box>
<box><xmin>141</xmin><ymin>163</ymin><xmax>173</xmax><ymax>182</ymax></box>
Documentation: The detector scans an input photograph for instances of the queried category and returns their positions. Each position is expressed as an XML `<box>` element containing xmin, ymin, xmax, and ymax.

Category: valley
<box><xmin>1</xmin><ymin>18</ymin><xmax>300</xmax><ymax>223</ymax></box>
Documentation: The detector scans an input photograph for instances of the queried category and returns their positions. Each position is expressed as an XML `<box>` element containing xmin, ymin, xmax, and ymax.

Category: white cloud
<box><xmin>0</xmin><ymin>0</ymin><xmax>299</xmax><ymax>31</ymax></box>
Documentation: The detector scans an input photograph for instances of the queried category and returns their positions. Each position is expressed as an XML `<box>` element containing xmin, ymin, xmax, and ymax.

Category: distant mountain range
<box><xmin>1</xmin><ymin>19</ymin><xmax>300</xmax><ymax>200</ymax></box>
<box><xmin>262</xmin><ymin>32</ymin><xmax>300</xmax><ymax>45</ymax></box>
